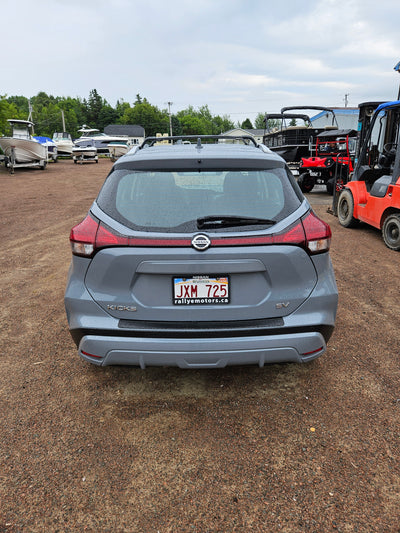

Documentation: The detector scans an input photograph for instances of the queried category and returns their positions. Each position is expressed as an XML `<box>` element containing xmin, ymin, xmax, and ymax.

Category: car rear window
<box><xmin>96</xmin><ymin>168</ymin><xmax>302</xmax><ymax>232</ymax></box>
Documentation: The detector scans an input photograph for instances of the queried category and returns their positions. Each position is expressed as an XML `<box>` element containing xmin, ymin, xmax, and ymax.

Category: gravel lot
<box><xmin>0</xmin><ymin>159</ymin><xmax>399</xmax><ymax>532</ymax></box>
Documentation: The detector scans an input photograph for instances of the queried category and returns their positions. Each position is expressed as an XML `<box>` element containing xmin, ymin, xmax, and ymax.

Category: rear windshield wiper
<box><xmin>197</xmin><ymin>215</ymin><xmax>277</xmax><ymax>229</ymax></box>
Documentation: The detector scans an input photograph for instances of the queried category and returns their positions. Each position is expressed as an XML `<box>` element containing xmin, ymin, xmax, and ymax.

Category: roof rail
<box><xmin>140</xmin><ymin>135</ymin><xmax>259</xmax><ymax>148</ymax></box>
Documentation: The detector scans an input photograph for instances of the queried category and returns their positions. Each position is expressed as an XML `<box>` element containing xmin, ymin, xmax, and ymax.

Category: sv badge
<box><xmin>276</xmin><ymin>302</ymin><xmax>290</xmax><ymax>309</ymax></box>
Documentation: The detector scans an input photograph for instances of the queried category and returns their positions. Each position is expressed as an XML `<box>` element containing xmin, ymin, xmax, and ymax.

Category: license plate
<box><xmin>173</xmin><ymin>276</ymin><xmax>229</xmax><ymax>305</ymax></box>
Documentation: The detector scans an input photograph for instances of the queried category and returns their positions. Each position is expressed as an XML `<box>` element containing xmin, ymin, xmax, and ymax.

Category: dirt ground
<box><xmin>0</xmin><ymin>158</ymin><xmax>399</xmax><ymax>533</ymax></box>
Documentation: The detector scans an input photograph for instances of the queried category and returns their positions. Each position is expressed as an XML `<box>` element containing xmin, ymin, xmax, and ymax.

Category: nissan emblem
<box><xmin>191</xmin><ymin>234</ymin><xmax>211</xmax><ymax>251</ymax></box>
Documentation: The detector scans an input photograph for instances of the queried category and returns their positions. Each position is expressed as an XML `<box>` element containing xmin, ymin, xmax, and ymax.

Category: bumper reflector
<box><xmin>81</xmin><ymin>350</ymin><xmax>103</xmax><ymax>359</ymax></box>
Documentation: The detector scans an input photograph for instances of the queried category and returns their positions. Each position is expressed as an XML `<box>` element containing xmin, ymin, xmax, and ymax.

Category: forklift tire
<box><xmin>337</xmin><ymin>189</ymin><xmax>358</xmax><ymax>228</ymax></box>
<box><xmin>298</xmin><ymin>173</ymin><xmax>315</xmax><ymax>193</ymax></box>
<box><xmin>382</xmin><ymin>214</ymin><xmax>400</xmax><ymax>250</ymax></box>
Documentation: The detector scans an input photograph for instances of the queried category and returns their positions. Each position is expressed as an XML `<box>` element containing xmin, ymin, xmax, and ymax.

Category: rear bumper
<box><xmin>77</xmin><ymin>331</ymin><xmax>328</xmax><ymax>368</ymax></box>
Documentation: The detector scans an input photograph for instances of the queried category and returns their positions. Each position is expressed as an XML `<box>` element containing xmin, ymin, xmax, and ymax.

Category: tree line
<box><xmin>0</xmin><ymin>89</ymin><xmax>271</xmax><ymax>139</ymax></box>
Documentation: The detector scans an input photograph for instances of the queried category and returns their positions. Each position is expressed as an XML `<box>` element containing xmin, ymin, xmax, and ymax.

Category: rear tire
<box><xmin>337</xmin><ymin>189</ymin><xmax>358</xmax><ymax>227</ymax></box>
<box><xmin>298</xmin><ymin>172</ymin><xmax>315</xmax><ymax>193</ymax></box>
<box><xmin>382</xmin><ymin>214</ymin><xmax>400</xmax><ymax>250</ymax></box>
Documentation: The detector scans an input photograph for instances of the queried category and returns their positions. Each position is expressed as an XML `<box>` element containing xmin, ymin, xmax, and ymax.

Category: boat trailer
<box><xmin>2</xmin><ymin>147</ymin><xmax>47</xmax><ymax>175</ymax></box>
<box><xmin>72</xmin><ymin>153</ymin><xmax>99</xmax><ymax>164</ymax></box>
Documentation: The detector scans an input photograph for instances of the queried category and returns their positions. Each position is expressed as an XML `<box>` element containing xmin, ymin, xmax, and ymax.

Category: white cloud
<box><xmin>1</xmin><ymin>0</ymin><xmax>400</xmax><ymax>124</ymax></box>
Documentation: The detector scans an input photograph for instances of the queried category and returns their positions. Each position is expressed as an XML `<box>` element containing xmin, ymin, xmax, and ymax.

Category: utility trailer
<box><xmin>337</xmin><ymin>100</ymin><xmax>400</xmax><ymax>250</ymax></box>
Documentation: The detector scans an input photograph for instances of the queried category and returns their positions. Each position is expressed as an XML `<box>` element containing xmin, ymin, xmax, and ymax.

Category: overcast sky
<box><xmin>2</xmin><ymin>0</ymin><xmax>400</xmax><ymax>125</ymax></box>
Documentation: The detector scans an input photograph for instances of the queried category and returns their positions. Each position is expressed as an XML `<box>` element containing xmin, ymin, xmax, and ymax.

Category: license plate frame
<box><xmin>173</xmin><ymin>275</ymin><xmax>229</xmax><ymax>305</ymax></box>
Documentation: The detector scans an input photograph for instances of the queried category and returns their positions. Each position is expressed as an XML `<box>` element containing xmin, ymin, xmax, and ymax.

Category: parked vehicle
<box><xmin>33</xmin><ymin>136</ymin><xmax>58</xmax><ymax>162</ymax></box>
<box><xmin>53</xmin><ymin>132</ymin><xmax>75</xmax><ymax>156</ymax></box>
<box><xmin>74</xmin><ymin>125</ymin><xmax>127</xmax><ymax>154</ymax></box>
<box><xmin>107</xmin><ymin>139</ymin><xmax>137</xmax><ymax>161</ymax></box>
<box><xmin>0</xmin><ymin>119</ymin><xmax>47</xmax><ymax>173</ymax></box>
<box><xmin>64</xmin><ymin>135</ymin><xmax>338</xmax><ymax>368</ymax></box>
<box><xmin>337</xmin><ymin>100</ymin><xmax>400</xmax><ymax>250</ymax></box>
<box><xmin>298</xmin><ymin>129</ymin><xmax>357</xmax><ymax>194</ymax></box>
<box><xmin>263</xmin><ymin>106</ymin><xmax>338</xmax><ymax>174</ymax></box>
<box><xmin>71</xmin><ymin>144</ymin><xmax>98</xmax><ymax>164</ymax></box>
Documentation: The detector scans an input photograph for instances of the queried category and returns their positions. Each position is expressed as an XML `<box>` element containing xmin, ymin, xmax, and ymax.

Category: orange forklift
<box><xmin>337</xmin><ymin>100</ymin><xmax>400</xmax><ymax>250</ymax></box>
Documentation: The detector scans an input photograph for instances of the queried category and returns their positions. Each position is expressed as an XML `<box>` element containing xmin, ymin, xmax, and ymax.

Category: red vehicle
<box><xmin>337</xmin><ymin>100</ymin><xmax>400</xmax><ymax>250</ymax></box>
<box><xmin>298</xmin><ymin>129</ymin><xmax>357</xmax><ymax>194</ymax></box>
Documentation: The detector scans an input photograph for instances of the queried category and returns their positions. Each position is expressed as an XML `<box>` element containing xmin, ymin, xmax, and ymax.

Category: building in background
<box><xmin>222</xmin><ymin>127</ymin><xmax>264</xmax><ymax>144</ymax></box>
<box><xmin>310</xmin><ymin>108</ymin><xmax>359</xmax><ymax>130</ymax></box>
<box><xmin>104</xmin><ymin>124</ymin><xmax>145</xmax><ymax>145</ymax></box>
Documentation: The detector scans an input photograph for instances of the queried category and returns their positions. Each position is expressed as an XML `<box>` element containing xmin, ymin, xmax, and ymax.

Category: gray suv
<box><xmin>64</xmin><ymin>136</ymin><xmax>338</xmax><ymax>368</ymax></box>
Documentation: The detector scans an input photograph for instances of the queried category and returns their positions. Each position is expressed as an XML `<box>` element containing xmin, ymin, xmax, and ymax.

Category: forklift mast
<box><xmin>355</xmin><ymin>102</ymin><xmax>384</xmax><ymax>163</ymax></box>
<box><xmin>353</xmin><ymin>100</ymin><xmax>400</xmax><ymax>183</ymax></box>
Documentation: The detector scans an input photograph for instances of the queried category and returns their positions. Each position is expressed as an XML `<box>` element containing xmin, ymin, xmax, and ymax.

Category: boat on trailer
<box><xmin>33</xmin><ymin>136</ymin><xmax>58</xmax><ymax>162</ymax></box>
<box><xmin>74</xmin><ymin>125</ymin><xmax>126</xmax><ymax>154</ymax></box>
<box><xmin>0</xmin><ymin>119</ymin><xmax>47</xmax><ymax>173</ymax></box>
<box><xmin>72</xmin><ymin>144</ymin><xmax>98</xmax><ymax>164</ymax></box>
<box><xmin>107</xmin><ymin>139</ymin><xmax>138</xmax><ymax>161</ymax></box>
<box><xmin>263</xmin><ymin>106</ymin><xmax>338</xmax><ymax>173</ymax></box>
<box><xmin>52</xmin><ymin>132</ymin><xmax>75</xmax><ymax>156</ymax></box>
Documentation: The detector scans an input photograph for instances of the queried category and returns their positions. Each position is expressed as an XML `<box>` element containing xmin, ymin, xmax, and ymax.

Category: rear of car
<box><xmin>65</xmin><ymin>136</ymin><xmax>338</xmax><ymax>368</ymax></box>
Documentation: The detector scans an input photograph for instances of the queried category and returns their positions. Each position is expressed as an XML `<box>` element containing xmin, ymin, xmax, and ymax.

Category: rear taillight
<box><xmin>70</xmin><ymin>214</ymin><xmax>99</xmax><ymax>257</ymax></box>
<box><xmin>70</xmin><ymin>215</ymin><xmax>130</xmax><ymax>257</ymax></box>
<box><xmin>270</xmin><ymin>213</ymin><xmax>331</xmax><ymax>254</ymax></box>
<box><xmin>95</xmin><ymin>222</ymin><xmax>130</xmax><ymax>248</ymax></box>
<box><xmin>272</xmin><ymin>221</ymin><xmax>306</xmax><ymax>247</ymax></box>
<box><xmin>69</xmin><ymin>214</ymin><xmax>191</xmax><ymax>257</ymax></box>
<box><xmin>301</xmin><ymin>211</ymin><xmax>331</xmax><ymax>254</ymax></box>
<box><xmin>205</xmin><ymin>214</ymin><xmax>330</xmax><ymax>254</ymax></box>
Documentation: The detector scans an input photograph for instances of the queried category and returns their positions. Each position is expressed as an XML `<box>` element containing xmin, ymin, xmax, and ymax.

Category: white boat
<box><xmin>52</xmin><ymin>132</ymin><xmax>75</xmax><ymax>156</ymax></box>
<box><xmin>74</xmin><ymin>125</ymin><xmax>127</xmax><ymax>154</ymax></box>
<box><xmin>72</xmin><ymin>144</ymin><xmax>98</xmax><ymax>164</ymax></box>
<box><xmin>0</xmin><ymin>120</ymin><xmax>47</xmax><ymax>172</ymax></box>
<box><xmin>34</xmin><ymin>136</ymin><xmax>58</xmax><ymax>162</ymax></box>
<box><xmin>107</xmin><ymin>141</ymin><xmax>129</xmax><ymax>161</ymax></box>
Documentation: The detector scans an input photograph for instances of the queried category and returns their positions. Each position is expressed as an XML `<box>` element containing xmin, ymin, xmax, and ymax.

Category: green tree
<box><xmin>6</xmin><ymin>95</ymin><xmax>29</xmax><ymax>118</ymax></box>
<box><xmin>115</xmin><ymin>99</ymin><xmax>131</xmax><ymax>122</ymax></box>
<box><xmin>254</xmin><ymin>112</ymin><xmax>267</xmax><ymax>129</ymax></box>
<box><xmin>241</xmin><ymin>118</ymin><xmax>253</xmax><ymax>130</ymax></box>
<box><xmin>31</xmin><ymin>91</ymin><xmax>57</xmax><ymax>112</ymax></box>
<box><xmin>255</xmin><ymin>111</ymin><xmax>281</xmax><ymax>131</ymax></box>
<box><xmin>176</xmin><ymin>105</ymin><xmax>234</xmax><ymax>135</ymax></box>
<box><xmin>0</xmin><ymin>96</ymin><xmax>20</xmax><ymax>136</ymax></box>
<box><xmin>177</xmin><ymin>112</ymin><xmax>208</xmax><ymax>135</ymax></box>
<box><xmin>98</xmin><ymin>104</ymin><xmax>118</xmax><ymax>131</ymax></box>
<box><xmin>171</xmin><ymin>115</ymin><xmax>183</xmax><ymax>136</ymax></box>
<box><xmin>34</xmin><ymin>101</ymin><xmax>63</xmax><ymax>136</ymax></box>
<box><xmin>86</xmin><ymin>89</ymin><xmax>104</xmax><ymax>128</ymax></box>
<box><xmin>119</xmin><ymin>97</ymin><xmax>169</xmax><ymax>136</ymax></box>
<box><xmin>57</xmin><ymin>96</ymin><xmax>85</xmax><ymax>136</ymax></box>
<box><xmin>211</xmin><ymin>114</ymin><xmax>235</xmax><ymax>134</ymax></box>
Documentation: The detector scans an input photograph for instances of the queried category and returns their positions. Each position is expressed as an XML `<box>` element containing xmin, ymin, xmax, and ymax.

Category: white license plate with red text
<box><xmin>173</xmin><ymin>276</ymin><xmax>229</xmax><ymax>305</ymax></box>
